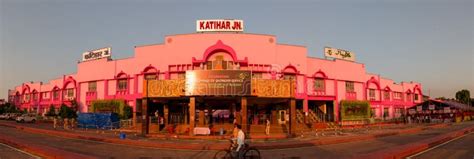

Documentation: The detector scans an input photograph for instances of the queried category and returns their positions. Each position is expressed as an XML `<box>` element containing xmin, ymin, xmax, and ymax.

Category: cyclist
<box><xmin>235</xmin><ymin>124</ymin><xmax>245</xmax><ymax>159</ymax></box>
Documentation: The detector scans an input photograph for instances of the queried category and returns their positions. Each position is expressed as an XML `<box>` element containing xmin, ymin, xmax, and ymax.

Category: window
<box><xmin>144</xmin><ymin>74</ymin><xmax>157</xmax><ymax>80</ymax></box>
<box><xmin>222</xmin><ymin>61</ymin><xmax>228</xmax><ymax>70</ymax></box>
<box><xmin>393</xmin><ymin>92</ymin><xmax>402</xmax><ymax>99</ymax></box>
<box><xmin>42</xmin><ymin>92</ymin><xmax>49</xmax><ymax>99</ymax></box>
<box><xmin>32</xmin><ymin>94</ymin><xmax>38</xmax><ymax>101</ymax></box>
<box><xmin>117</xmin><ymin>79</ymin><xmax>127</xmax><ymax>90</ymax></box>
<box><xmin>66</xmin><ymin>89</ymin><xmax>74</xmax><ymax>97</ymax></box>
<box><xmin>88</xmin><ymin>81</ymin><xmax>97</xmax><ymax>92</ymax></box>
<box><xmin>314</xmin><ymin>78</ymin><xmax>325</xmax><ymax>91</ymax></box>
<box><xmin>283</xmin><ymin>75</ymin><xmax>295</xmax><ymax>80</ymax></box>
<box><xmin>206</xmin><ymin>61</ymin><xmax>212</xmax><ymax>70</ymax></box>
<box><xmin>414</xmin><ymin>94</ymin><xmax>419</xmax><ymax>101</ymax></box>
<box><xmin>384</xmin><ymin>91</ymin><xmax>390</xmax><ymax>100</ymax></box>
<box><xmin>345</xmin><ymin>81</ymin><xmax>354</xmax><ymax>92</ymax></box>
<box><xmin>369</xmin><ymin>89</ymin><xmax>375</xmax><ymax>100</ymax></box>
<box><xmin>53</xmin><ymin>91</ymin><xmax>59</xmax><ymax>100</ymax></box>
<box><xmin>24</xmin><ymin>94</ymin><xmax>30</xmax><ymax>102</ymax></box>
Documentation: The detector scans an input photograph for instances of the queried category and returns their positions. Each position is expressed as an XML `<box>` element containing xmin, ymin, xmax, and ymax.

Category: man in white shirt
<box><xmin>235</xmin><ymin>124</ymin><xmax>245</xmax><ymax>158</ymax></box>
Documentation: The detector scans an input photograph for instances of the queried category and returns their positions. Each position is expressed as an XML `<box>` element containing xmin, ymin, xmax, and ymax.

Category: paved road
<box><xmin>409</xmin><ymin>132</ymin><xmax>474</xmax><ymax>159</ymax></box>
<box><xmin>0</xmin><ymin>143</ymin><xmax>40</xmax><ymax>159</ymax></box>
<box><xmin>0</xmin><ymin>121</ymin><xmax>473</xmax><ymax>159</ymax></box>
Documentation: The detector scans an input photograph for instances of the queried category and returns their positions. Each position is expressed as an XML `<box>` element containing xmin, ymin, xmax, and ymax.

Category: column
<box><xmin>199</xmin><ymin>108</ymin><xmax>205</xmax><ymax>126</ymax></box>
<box><xmin>241</xmin><ymin>97</ymin><xmax>248</xmax><ymax>132</ymax></box>
<box><xmin>142</xmin><ymin>99</ymin><xmax>149</xmax><ymax>135</ymax></box>
<box><xmin>289</xmin><ymin>98</ymin><xmax>296</xmax><ymax>135</ymax></box>
<box><xmin>164</xmin><ymin>104</ymin><xmax>169</xmax><ymax>127</ymax></box>
<box><xmin>303</xmin><ymin>99</ymin><xmax>308</xmax><ymax>124</ymax></box>
<box><xmin>189</xmin><ymin>97</ymin><xmax>196</xmax><ymax>136</ymax></box>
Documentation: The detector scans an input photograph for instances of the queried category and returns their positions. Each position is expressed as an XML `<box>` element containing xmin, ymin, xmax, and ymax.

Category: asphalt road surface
<box><xmin>408</xmin><ymin>132</ymin><xmax>474</xmax><ymax>159</ymax></box>
<box><xmin>0</xmin><ymin>121</ymin><xmax>473</xmax><ymax>159</ymax></box>
<box><xmin>0</xmin><ymin>143</ymin><xmax>40</xmax><ymax>159</ymax></box>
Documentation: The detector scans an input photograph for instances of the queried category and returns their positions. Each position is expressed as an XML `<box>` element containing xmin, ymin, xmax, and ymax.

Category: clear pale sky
<box><xmin>0</xmin><ymin>0</ymin><xmax>473</xmax><ymax>99</ymax></box>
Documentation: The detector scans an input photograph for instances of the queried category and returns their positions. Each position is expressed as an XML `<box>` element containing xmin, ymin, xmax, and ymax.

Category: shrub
<box><xmin>340</xmin><ymin>100</ymin><xmax>371</xmax><ymax>121</ymax></box>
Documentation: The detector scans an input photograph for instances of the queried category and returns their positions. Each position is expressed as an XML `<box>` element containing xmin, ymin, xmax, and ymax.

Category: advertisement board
<box><xmin>185</xmin><ymin>70</ymin><xmax>251</xmax><ymax>96</ymax></box>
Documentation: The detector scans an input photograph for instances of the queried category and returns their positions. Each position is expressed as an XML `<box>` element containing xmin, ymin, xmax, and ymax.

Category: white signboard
<box><xmin>324</xmin><ymin>47</ymin><xmax>356</xmax><ymax>62</ymax></box>
<box><xmin>416</xmin><ymin>106</ymin><xmax>422</xmax><ymax>112</ymax></box>
<box><xmin>428</xmin><ymin>104</ymin><xmax>435</xmax><ymax>110</ymax></box>
<box><xmin>82</xmin><ymin>47</ymin><xmax>111</xmax><ymax>62</ymax></box>
<box><xmin>196</xmin><ymin>19</ymin><xmax>244</xmax><ymax>32</ymax></box>
<box><xmin>444</xmin><ymin>107</ymin><xmax>451</xmax><ymax>113</ymax></box>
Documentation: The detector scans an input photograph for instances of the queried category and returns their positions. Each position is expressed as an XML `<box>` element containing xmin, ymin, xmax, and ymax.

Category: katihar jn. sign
<box><xmin>196</xmin><ymin>19</ymin><xmax>244</xmax><ymax>32</ymax></box>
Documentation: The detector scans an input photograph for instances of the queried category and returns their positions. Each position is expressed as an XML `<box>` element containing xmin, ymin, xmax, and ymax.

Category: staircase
<box><xmin>308</xmin><ymin>109</ymin><xmax>322</xmax><ymax>123</ymax></box>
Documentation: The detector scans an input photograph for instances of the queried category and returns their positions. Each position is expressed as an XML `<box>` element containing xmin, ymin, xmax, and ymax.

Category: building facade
<box><xmin>7</xmin><ymin>24</ymin><xmax>423</xmax><ymax>134</ymax></box>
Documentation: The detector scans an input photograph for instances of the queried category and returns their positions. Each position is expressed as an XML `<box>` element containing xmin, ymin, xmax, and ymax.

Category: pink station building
<box><xmin>7</xmin><ymin>20</ymin><xmax>423</xmax><ymax>134</ymax></box>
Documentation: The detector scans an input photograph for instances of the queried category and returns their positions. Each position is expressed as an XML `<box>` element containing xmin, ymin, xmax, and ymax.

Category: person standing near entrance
<box><xmin>265</xmin><ymin>119</ymin><xmax>270</xmax><ymax>135</ymax></box>
<box><xmin>159</xmin><ymin>116</ymin><xmax>164</xmax><ymax>131</ymax></box>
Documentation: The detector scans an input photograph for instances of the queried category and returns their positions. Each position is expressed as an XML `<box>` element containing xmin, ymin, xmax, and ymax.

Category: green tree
<box><xmin>45</xmin><ymin>105</ymin><xmax>57</xmax><ymax>117</ymax></box>
<box><xmin>122</xmin><ymin>106</ymin><xmax>133</xmax><ymax>119</ymax></box>
<box><xmin>455</xmin><ymin>89</ymin><xmax>471</xmax><ymax>105</ymax></box>
<box><xmin>59</xmin><ymin>104</ymin><xmax>70</xmax><ymax>119</ymax></box>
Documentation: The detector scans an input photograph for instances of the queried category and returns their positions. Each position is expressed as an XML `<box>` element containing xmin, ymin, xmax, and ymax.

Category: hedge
<box><xmin>340</xmin><ymin>100</ymin><xmax>371</xmax><ymax>121</ymax></box>
<box><xmin>90</xmin><ymin>99</ymin><xmax>132</xmax><ymax>119</ymax></box>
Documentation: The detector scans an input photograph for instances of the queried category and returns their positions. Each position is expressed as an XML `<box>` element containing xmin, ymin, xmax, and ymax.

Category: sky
<box><xmin>0</xmin><ymin>0</ymin><xmax>473</xmax><ymax>99</ymax></box>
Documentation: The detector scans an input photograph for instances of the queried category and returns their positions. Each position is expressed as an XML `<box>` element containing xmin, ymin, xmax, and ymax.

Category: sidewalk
<box><xmin>0</xmin><ymin>120</ymin><xmax>452</xmax><ymax>150</ymax></box>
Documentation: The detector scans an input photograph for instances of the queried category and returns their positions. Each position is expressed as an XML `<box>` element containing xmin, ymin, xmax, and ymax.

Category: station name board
<box><xmin>196</xmin><ymin>19</ymin><xmax>244</xmax><ymax>32</ymax></box>
<box><xmin>82</xmin><ymin>47</ymin><xmax>111</xmax><ymax>62</ymax></box>
<box><xmin>324</xmin><ymin>47</ymin><xmax>355</xmax><ymax>62</ymax></box>
<box><xmin>185</xmin><ymin>70</ymin><xmax>251</xmax><ymax>96</ymax></box>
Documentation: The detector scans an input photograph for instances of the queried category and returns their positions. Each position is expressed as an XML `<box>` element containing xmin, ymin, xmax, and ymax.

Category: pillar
<box><xmin>241</xmin><ymin>97</ymin><xmax>248</xmax><ymax>132</ymax></box>
<box><xmin>199</xmin><ymin>108</ymin><xmax>205</xmax><ymax>126</ymax></box>
<box><xmin>303</xmin><ymin>99</ymin><xmax>308</xmax><ymax>124</ymax></box>
<box><xmin>164</xmin><ymin>104</ymin><xmax>169</xmax><ymax>127</ymax></box>
<box><xmin>289</xmin><ymin>98</ymin><xmax>296</xmax><ymax>135</ymax></box>
<box><xmin>207</xmin><ymin>105</ymin><xmax>212</xmax><ymax>125</ymax></box>
<box><xmin>189</xmin><ymin>97</ymin><xmax>196</xmax><ymax>136</ymax></box>
<box><xmin>271</xmin><ymin>110</ymin><xmax>277</xmax><ymax>124</ymax></box>
<box><xmin>142</xmin><ymin>99</ymin><xmax>149</xmax><ymax>135</ymax></box>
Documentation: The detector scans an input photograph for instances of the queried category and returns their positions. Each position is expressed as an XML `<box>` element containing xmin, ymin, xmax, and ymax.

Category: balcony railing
<box><xmin>345</xmin><ymin>92</ymin><xmax>357</xmax><ymax>100</ymax></box>
<box><xmin>116</xmin><ymin>90</ymin><xmax>128</xmax><ymax>95</ymax></box>
<box><xmin>314</xmin><ymin>90</ymin><xmax>326</xmax><ymax>96</ymax></box>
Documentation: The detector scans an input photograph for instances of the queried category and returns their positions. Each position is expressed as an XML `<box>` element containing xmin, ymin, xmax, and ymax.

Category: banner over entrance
<box><xmin>185</xmin><ymin>70</ymin><xmax>251</xmax><ymax>96</ymax></box>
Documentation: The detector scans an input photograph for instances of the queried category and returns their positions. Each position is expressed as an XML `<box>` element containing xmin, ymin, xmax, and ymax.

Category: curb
<box><xmin>0</xmin><ymin>122</ymin><xmax>449</xmax><ymax>151</ymax></box>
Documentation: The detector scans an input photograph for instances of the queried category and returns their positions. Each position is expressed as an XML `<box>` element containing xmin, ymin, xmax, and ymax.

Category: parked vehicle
<box><xmin>0</xmin><ymin>113</ymin><xmax>9</xmax><ymax>120</ymax></box>
<box><xmin>7</xmin><ymin>113</ymin><xmax>21</xmax><ymax>120</ymax></box>
<box><xmin>16</xmin><ymin>114</ymin><xmax>37</xmax><ymax>123</ymax></box>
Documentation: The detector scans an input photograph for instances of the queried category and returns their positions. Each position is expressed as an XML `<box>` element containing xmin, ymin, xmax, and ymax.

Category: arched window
<box><xmin>206</xmin><ymin>53</ymin><xmax>234</xmax><ymax>70</ymax></box>
<box><xmin>143</xmin><ymin>65</ymin><xmax>158</xmax><ymax>80</ymax></box>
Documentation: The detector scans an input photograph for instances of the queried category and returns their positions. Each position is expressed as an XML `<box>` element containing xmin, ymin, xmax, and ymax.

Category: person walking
<box><xmin>265</xmin><ymin>118</ymin><xmax>270</xmax><ymax>135</ymax></box>
<box><xmin>53</xmin><ymin>116</ymin><xmax>58</xmax><ymax>130</ymax></box>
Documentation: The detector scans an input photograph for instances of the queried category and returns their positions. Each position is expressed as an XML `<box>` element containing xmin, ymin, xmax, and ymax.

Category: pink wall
<box><xmin>8</xmin><ymin>33</ymin><xmax>423</xmax><ymax>121</ymax></box>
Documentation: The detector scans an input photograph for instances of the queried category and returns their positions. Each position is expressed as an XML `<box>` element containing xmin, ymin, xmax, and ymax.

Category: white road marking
<box><xmin>406</xmin><ymin>132</ymin><xmax>472</xmax><ymax>159</ymax></box>
<box><xmin>0</xmin><ymin>143</ymin><xmax>41</xmax><ymax>159</ymax></box>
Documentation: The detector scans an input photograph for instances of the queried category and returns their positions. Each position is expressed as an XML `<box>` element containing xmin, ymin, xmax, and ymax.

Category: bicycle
<box><xmin>214</xmin><ymin>139</ymin><xmax>261</xmax><ymax>159</ymax></box>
